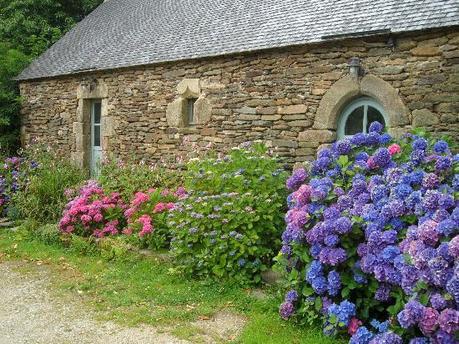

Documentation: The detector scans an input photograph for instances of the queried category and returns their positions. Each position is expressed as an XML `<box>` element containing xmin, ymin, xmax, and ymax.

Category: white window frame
<box><xmin>337</xmin><ymin>97</ymin><xmax>387</xmax><ymax>139</ymax></box>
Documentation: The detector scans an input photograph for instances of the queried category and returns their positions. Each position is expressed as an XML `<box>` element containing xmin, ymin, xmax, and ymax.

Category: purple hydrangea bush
<box><xmin>278</xmin><ymin>123</ymin><xmax>459</xmax><ymax>343</ymax></box>
<box><xmin>0</xmin><ymin>157</ymin><xmax>38</xmax><ymax>217</ymax></box>
<box><xmin>0</xmin><ymin>157</ymin><xmax>22</xmax><ymax>216</ymax></box>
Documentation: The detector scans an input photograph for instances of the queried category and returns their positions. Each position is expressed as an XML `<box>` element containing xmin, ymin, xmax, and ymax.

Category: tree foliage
<box><xmin>0</xmin><ymin>0</ymin><xmax>103</xmax><ymax>155</ymax></box>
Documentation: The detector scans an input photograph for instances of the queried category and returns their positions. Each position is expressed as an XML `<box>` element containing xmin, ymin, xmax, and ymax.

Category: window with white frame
<box><xmin>337</xmin><ymin>97</ymin><xmax>387</xmax><ymax>139</ymax></box>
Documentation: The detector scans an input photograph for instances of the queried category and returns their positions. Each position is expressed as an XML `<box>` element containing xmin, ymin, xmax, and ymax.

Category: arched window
<box><xmin>337</xmin><ymin>97</ymin><xmax>387</xmax><ymax>139</ymax></box>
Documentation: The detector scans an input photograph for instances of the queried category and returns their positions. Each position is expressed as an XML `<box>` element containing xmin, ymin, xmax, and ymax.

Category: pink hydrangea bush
<box><xmin>59</xmin><ymin>181</ymin><xmax>127</xmax><ymax>238</ymax></box>
<box><xmin>59</xmin><ymin>180</ymin><xmax>186</xmax><ymax>249</ymax></box>
<box><xmin>278</xmin><ymin>124</ymin><xmax>459</xmax><ymax>344</ymax></box>
<box><xmin>124</xmin><ymin>187</ymin><xmax>186</xmax><ymax>249</ymax></box>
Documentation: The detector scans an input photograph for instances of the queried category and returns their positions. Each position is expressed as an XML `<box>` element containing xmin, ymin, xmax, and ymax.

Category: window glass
<box><xmin>94</xmin><ymin>125</ymin><xmax>101</xmax><ymax>147</ymax></box>
<box><xmin>187</xmin><ymin>98</ymin><xmax>197</xmax><ymax>125</ymax></box>
<box><xmin>93</xmin><ymin>102</ymin><xmax>101</xmax><ymax>124</ymax></box>
<box><xmin>344</xmin><ymin>106</ymin><xmax>364</xmax><ymax>136</ymax></box>
<box><xmin>366</xmin><ymin>106</ymin><xmax>385</xmax><ymax>132</ymax></box>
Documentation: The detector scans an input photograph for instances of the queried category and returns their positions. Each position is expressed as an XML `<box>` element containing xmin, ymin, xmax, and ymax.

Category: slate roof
<box><xmin>17</xmin><ymin>0</ymin><xmax>459</xmax><ymax>81</ymax></box>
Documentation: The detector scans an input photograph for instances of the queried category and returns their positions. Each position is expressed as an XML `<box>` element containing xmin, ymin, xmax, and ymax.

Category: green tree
<box><xmin>0</xmin><ymin>0</ymin><xmax>103</xmax><ymax>155</ymax></box>
<box><xmin>0</xmin><ymin>43</ymin><xmax>28</xmax><ymax>154</ymax></box>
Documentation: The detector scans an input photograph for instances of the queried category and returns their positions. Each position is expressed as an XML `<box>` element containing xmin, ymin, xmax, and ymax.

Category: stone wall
<box><xmin>19</xmin><ymin>28</ymin><xmax>459</xmax><ymax>166</ymax></box>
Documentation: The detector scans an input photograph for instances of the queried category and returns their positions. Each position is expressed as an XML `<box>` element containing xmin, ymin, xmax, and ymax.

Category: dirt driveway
<box><xmin>0</xmin><ymin>261</ymin><xmax>190</xmax><ymax>344</ymax></box>
<box><xmin>0</xmin><ymin>260</ymin><xmax>246</xmax><ymax>344</ymax></box>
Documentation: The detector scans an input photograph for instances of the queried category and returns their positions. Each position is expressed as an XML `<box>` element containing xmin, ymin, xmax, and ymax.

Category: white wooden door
<box><xmin>90</xmin><ymin>101</ymin><xmax>102</xmax><ymax>176</ymax></box>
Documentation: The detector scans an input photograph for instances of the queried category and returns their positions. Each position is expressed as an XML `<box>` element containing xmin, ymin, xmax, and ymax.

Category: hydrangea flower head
<box><xmin>411</xmin><ymin>149</ymin><xmax>426</xmax><ymax>165</ymax></box>
<box><xmin>285</xmin><ymin>290</ymin><xmax>299</xmax><ymax>303</ymax></box>
<box><xmin>327</xmin><ymin>300</ymin><xmax>356</xmax><ymax>327</ymax></box>
<box><xmin>279</xmin><ymin>301</ymin><xmax>295</xmax><ymax>320</ymax></box>
<box><xmin>422</xmin><ymin>173</ymin><xmax>439</xmax><ymax>189</ymax></box>
<box><xmin>435</xmin><ymin>156</ymin><xmax>452</xmax><ymax>172</ymax></box>
<box><xmin>373</xmin><ymin>148</ymin><xmax>391</xmax><ymax>167</ymax></box>
<box><xmin>368</xmin><ymin>121</ymin><xmax>384</xmax><ymax>134</ymax></box>
<box><xmin>397</xmin><ymin>300</ymin><xmax>425</xmax><ymax>328</ymax></box>
<box><xmin>438</xmin><ymin>308</ymin><xmax>459</xmax><ymax>334</ymax></box>
<box><xmin>446</xmin><ymin>277</ymin><xmax>459</xmax><ymax>303</ymax></box>
<box><xmin>327</xmin><ymin>270</ymin><xmax>341</xmax><ymax>296</ymax></box>
<box><xmin>335</xmin><ymin>139</ymin><xmax>352</xmax><ymax>155</ymax></box>
<box><xmin>419</xmin><ymin>307</ymin><xmax>439</xmax><ymax>335</ymax></box>
<box><xmin>286</xmin><ymin>168</ymin><xmax>308</xmax><ymax>190</ymax></box>
<box><xmin>388</xmin><ymin>143</ymin><xmax>401</xmax><ymax>155</ymax></box>
<box><xmin>350</xmin><ymin>326</ymin><xmax>373</xmax><ymax>344</ymax></box>
<box><xmin>412</xmin><ymin>138</ymin><xmax>428</xmax><ymax>151</ymax></box>
<box><xmin>433</xmin><ymin>140</ymin><xmax>449</xmax><ymax>154</ymax></box>
<box><xmin>370</xmin><ymin>319</ymin><xmax>389</xmax><ymax>333</ymax></box>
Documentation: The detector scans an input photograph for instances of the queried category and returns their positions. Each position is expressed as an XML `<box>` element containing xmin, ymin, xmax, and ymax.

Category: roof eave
<box><xmin>15</xmin><ymin>24</ymin><xmax>459</xmax><ymax>83</ymax></box>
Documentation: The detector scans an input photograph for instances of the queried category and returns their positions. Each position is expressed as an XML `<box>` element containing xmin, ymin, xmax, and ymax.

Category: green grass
<box><xmin>0</xmin><ymin>228</ymin><xmax>343</xmax><ymax>344</ymax></box>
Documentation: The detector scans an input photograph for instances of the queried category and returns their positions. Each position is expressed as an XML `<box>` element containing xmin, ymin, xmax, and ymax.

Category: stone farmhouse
<box><xmin>17</xmin><ymin>0</ymin><xmax>459</xmax><ymax>174</ymax></box>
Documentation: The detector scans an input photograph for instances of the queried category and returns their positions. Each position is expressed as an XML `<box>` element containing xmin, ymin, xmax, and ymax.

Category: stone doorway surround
<box><xmin>301</xmin><ymin>74</ymin><xmax>410</xmax><ymax>147</ymax></box>
<box><xmin>74</xmin><ymin>79</ymin><xmax>113</xmax><ymax>169</ymax></box>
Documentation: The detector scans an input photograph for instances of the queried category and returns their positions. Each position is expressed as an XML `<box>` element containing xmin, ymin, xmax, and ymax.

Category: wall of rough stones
<box><xmin>19</xmin><ymin>28</ymin><xmax>459</xmax><ymax>166</ymax></box>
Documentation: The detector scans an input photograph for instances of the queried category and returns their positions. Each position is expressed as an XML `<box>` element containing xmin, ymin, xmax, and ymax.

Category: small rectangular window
<box><xmin>187</xmin><ymin>98</ymin><xmax>197</xmax><ymax>125</ymax></box>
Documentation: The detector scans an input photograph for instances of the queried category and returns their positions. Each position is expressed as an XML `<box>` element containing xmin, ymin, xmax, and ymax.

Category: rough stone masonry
<box><xmin>19</xmin><ymin>28</ymin><xmax>459</xmax><ymax>167</ymax></box>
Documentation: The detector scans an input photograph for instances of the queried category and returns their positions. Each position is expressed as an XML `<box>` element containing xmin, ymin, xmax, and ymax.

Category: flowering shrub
<box><xmin>11</xmin><ymin>145</ymin><xmax>86</xmax><ymax>223</ymax></box>
<box><xmin>169</xmin><ymin>143</ymin><xmax>288</xmax><ymax>284</ymax></box>
<box><xmin>183</xmin><ymin>142</ymin><xmax>286</xmax><ymax>195</ymax></box>
<box><xmin>0</xmin><ymin>157</ymin><xmax>23</xmax><ymax>216</ymax></box>
<box><xmin>98</xmin><ymin>156</ymin><xmax>183</xmax><ymax>201</ymax></box>
<box><xmin>123</xmin><ymin>187</ymin><xmax>186</xmax><ymax>249</ymax></box>
<box><xmin>59</xmin><ymin>181</ymin><xmax>127</xmax><ymax>238</ymax></box>
<box><xmin>278</xmin><ymin>123</ymin><xmax>459</xmax><ymax>343</ymax></box>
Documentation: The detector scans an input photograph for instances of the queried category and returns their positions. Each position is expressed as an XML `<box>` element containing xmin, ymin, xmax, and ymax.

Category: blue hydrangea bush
<box><xmin>278</xmin><ymin>123</ymin><xmax>459</xmax><ymax>343</ymax></box>
<box><xmin>169</xmin><ymin>143</ymin><xmax>288</xmax><ymax>284</ymax></box>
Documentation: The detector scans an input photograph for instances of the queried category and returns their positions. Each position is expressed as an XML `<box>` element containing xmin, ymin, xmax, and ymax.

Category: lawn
<box><xmin>0</xmin><ymin>227</ymin><xmax>343</xmax><ymax>344</ymax></box>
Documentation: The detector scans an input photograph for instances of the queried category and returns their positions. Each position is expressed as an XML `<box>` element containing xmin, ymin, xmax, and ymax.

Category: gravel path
<box><xmin>0</xmin><ymin>261</ymin><xmax>189</xmax><ymax>344</ymax></box>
